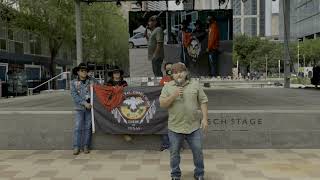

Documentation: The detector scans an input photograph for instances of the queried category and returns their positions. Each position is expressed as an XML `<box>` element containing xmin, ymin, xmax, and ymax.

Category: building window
<box><xmin>0</xmin><ymin>39</ymin><xmax>6</xmax><ymax>50</ymax></box>
<box><xmin>0</xmin><ymin>25</ymin><xmax>6</xmax><ymax>39</ymax></box>
<box><xmin>29</xmin><ymin>34</ymin><xmax>41</xmax><ymax>55</ymax></box>
<box><xmin>14</xmin><ymin>42</ymin><xmax>24</xmax><ymax>54</ymax></box>
<box><xmin>0</xmin><ymin>63</ymin><xmax>8</xmax><ymax>82</ymax></box>
<box><xmin>8</xmin><ymin>29</ymin><xmax>13</xmax><ymax>40</ymax></box>
<box><xmin>25</xmin><ymin>65</ymin><xmax>41</xmax><ymax>81</ymax></box>
<box><xmin>244</xmin><ymin>17</ymin><xmax>257</xmax><ymax>36</ymax></box>
<box><xmin>244</xmin><ymin>0</ymin><xmax>257</xmax><ymax>15</ymax></box>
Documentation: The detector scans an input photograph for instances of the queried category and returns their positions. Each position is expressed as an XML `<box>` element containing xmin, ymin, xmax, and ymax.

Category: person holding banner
<box><xmin>106</xmin><ymin>66</ymin><xmax>128</xmax><ymax>87</ymax></box>
<box><xmin>159</xmin><ymin>62</ymin><xmax>208</xmax><ymax>180</ymax></box>
<box><xmin>207</xmin><ymin>16</ymin><xmax>220</xmax><ymax>78</ymax></box>
<box><xmin>106</xmin><ymin>66</ymin><xmax>131</xmax><ymax>142</ymax></box>
<box><xmin>70</xmin><ymin>63</ymin><xmax>98</xmax><ymax>155</ymax></box>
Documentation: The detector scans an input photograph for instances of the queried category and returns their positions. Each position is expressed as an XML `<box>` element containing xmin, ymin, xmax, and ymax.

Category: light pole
<box><xmin>75</xmin><ymin>0</ymin><xmax>83</xmax><ymax>65</ymax></box>
<box><xmin>283</xmin><ymin>0</ymin><xmax>291</xmax><ymax>88</ymax></box>
<box><xmin>265</xmin><ymin>55</ymin><xmax>268</xmax><ymax>80</ymax></box>
<box><xmin>278</xmin><ymin>59</ymin><xmax>281</xmax><ymax>79</ymax></box>
<box><xmin>297</xmin><ymin>39</ymin><xmax>300</xmax><ymax>76</ymax></box>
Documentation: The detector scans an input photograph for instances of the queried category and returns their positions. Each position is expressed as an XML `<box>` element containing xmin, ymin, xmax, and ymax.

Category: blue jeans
<box><xmin>73</xmin><ymin>110</ymin><xmax>92</xmax><ymax>149</ymax></box>
<box><xmin>168</xmin><ymin>129</ymin><xmax>204</xmax><ymax>178</ymax></box>
<box><xmin>161</xmin><ymin>134</ymin><xmax>170</xmax><ymax>149</ymax></box>
<box><xmin>180</xmin><ymin>47</ymin><xmax>190</xmax><ymax>68</ymax></box>
<box><xmin>208</xmin><ymin>51</ymin><xmax>219</xmax><ymax>77</ymax></box>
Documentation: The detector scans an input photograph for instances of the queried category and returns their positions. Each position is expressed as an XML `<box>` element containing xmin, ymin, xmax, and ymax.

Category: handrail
<box><xmin>28</xmin><ymin>72</ymin><xmax>70</xmax><ymax>96</ymax></box>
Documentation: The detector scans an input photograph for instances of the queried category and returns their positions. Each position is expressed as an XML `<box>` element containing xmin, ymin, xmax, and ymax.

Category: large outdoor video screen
<box><xmin>129</xmin><ymin>10</ymin><xmax>233</xmax><ymax>77</ymax></box>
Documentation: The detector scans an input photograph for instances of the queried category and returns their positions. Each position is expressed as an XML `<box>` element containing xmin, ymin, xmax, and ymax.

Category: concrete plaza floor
<box><xmin>1</xmin><ymin>149</ymin><xmax>320</xmax><ymax>180</ymax></box>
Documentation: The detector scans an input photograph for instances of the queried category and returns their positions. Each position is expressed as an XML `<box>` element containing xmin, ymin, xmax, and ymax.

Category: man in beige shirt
<box><xmin>159</xmin><ymin>63</ymin><xmax>208</xmax><ymax>180</ymax></box>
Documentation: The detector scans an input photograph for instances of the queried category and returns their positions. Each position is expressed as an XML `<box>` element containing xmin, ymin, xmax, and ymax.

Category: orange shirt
<box><xmin>208</xmin><ymin>22</ymin><xmax>219</xmax><ymax>50</ymax></box>
<box><xmin>159</xmin><ymin>76</ymin><xmax>172</xmax><ymax>86</ymax></box>
<box><xmin>183</xmin><ymin>31</ymin><xmax>192</xmax><ymax>48</ymax></box>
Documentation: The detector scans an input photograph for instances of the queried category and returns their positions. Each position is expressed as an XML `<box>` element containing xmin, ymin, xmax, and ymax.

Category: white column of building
<box><xmin>241</xmin><ymin>0</ymin><xmax>245</xmax><ymax>34</ymax></box>
<box><xmin>257</xmin><ymin>0</ymin><xmax>260</xmax><ymax>36</ymax></box>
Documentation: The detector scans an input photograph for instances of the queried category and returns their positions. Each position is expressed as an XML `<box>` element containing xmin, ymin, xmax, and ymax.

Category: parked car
<box><xmin>128</xmin><ymin>33</ymin><xmax>147</xmax><ymax>48</ymax></box>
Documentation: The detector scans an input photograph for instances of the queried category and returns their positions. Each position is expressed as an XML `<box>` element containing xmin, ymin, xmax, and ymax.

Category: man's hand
<box><xmin>200</xmin><ymin>118</ymin><xmax>208</xmax><ymax>134</ymax></box>
<box><xmin>84</xmin><ymin>102</ymin><xmax>92</xmax><ymax>109</ymax></box>
<box><xmin>173</xmin><ymin>87</ymin><xmax>184</xmax><ymax>98</ymax></box>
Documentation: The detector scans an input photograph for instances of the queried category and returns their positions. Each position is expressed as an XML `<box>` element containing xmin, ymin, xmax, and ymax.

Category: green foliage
<box><xmin>1</xmin><ymin>0</ymin><xmax>129</xmax><ymax>76</ymax></box>
<box><xmin>300</xmin><ymin>39</ymin><xmax>320</xmax><ymax>66</ymax></box>
<box><xmin>234</xmin><ymin>35</ymin><xmax>303</xmax><ymax>73</ymax></box>
<box><xmin>81</xmin><ymin>3</ymin><xmax>129</xmax><ymax>68</ymax></box>
<box><xmin>6</xmin><ymin>0</ymin><xmax>75</xmax><ymax>78</ymax></box>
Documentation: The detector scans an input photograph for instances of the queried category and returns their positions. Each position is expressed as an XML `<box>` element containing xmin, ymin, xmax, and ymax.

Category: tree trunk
<box><xmin>49</xmin><ymin>37</ymin><xmax>63</xmax><ymax>89</ymax></box>
<box><xmin>49</xmin><ymin>52</ymin><xmax>57</xmax><ymax>89</ymax></box>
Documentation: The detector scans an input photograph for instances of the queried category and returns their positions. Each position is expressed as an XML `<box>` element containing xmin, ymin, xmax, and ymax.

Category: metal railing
<box><xmin>27</xmin><ymin>72</ymin><xmax>71</xmax><ymax>96</ymax></box>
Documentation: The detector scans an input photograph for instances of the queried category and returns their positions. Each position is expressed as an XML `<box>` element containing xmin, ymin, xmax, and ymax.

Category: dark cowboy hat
<box><xmin>108</xmin><ymin>66</ymin><xmax>124</xmax><ymax>77</ymax></box>
<box><xmin>72</xmin><ymin>63</ymin><xmax>89</xmax><ymax>75</ymax></box>
<box><xmin>180</xmin><ymin>19</ymin><xmax>189</xmax><ymax>26</ymax></box>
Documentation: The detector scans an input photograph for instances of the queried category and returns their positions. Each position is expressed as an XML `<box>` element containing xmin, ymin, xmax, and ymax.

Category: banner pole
<box><xmin>90</xmin><ymin>84</ymin><xmax>95</xmax><ymax>133</ymax></box>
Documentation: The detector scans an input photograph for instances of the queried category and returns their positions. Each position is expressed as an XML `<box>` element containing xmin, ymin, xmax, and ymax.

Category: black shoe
<box><xmin>194</xmin><ymin>175</ymin><xmax>205</xmax><ymax>180</ymax></box>
<box><xmin>73</xmin><ymin>148</ymin><xmax>80</xmax><ymax>155</ymax></box>
<box><xmin>171</xmin><ymin>177</ymin><xmax>180</xmax><ymax>180</ymax></box>
<box><xmin>83</xmin><ymin>146</ymin><xmax>90</xmax><ymax>154</ymax></box>
<box><xmin>160</xmin><ymin>146</ymin><xmax>169</xmax><ymax>151</ymax></box>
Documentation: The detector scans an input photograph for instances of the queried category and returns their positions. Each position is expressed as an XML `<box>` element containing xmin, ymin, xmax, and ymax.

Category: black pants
<box><xmin>152</xmin><ymin>57</ymin><xmax>163</xmax><ymax>77</ymax></box>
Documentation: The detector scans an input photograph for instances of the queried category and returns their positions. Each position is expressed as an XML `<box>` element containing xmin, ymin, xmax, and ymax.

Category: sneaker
<box><xmin>73</xmin><ymin>148</ymin><xmax>80</xmax><ymax>155</ymax></box>
<box><xmin>194</xmin><ymin>175</ymin><xmax>205</xmax><ymax>180</ymax></box>
<box><xmin>83</xmin><ymin>146</ymin><xmax>90</xmax><ymax>154</ymax></box>
<box><xmin>160</xmin><ymin>146</ymin><xmax>169</xmax><ymax>151</ymax></box>
<box><xmin>171</xmin><ymin>177</ymin><xmax>180</xmax><ymax>180</ymax></box>
<box><xmin>123</xmin><ymin>135</ymin><xmax>132</xmax><ymax>142</ymax></box>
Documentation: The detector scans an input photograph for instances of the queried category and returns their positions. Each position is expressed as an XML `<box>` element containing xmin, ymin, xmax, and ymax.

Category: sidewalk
<box><xmin>0</xmin><ymin>149</ymin><xmax>320</xmax><ymax>180</ymax></box>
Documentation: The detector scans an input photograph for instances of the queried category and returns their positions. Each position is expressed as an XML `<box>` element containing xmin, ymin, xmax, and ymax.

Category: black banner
<box><xmin>93</xmin><ymin>86</ymin><xmax>168</xmax><ymax>134</ymax></box>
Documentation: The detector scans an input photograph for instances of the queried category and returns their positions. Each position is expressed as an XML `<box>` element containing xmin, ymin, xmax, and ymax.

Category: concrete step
<box><xmin>1</xmin><ymin>88</ymin><xmax>320</xmax><ymax>149</ymax></box>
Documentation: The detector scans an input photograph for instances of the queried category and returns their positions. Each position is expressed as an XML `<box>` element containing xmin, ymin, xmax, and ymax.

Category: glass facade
<box><xmin>284</xmin><ymin>0</ymin><xmax>320</xmax><ymax>39</ymax></box>
<box><xmin>244</xmin><ymin>17</ymin><xmax>258</xmax><ymax>36</ymax></box>
<box><xmin>232</xmin><ymin>0</ymin><xmax>266</xmax><ymax>37</ymax></box>
<box><xmin>233</xmin><ymin>0</ymin><xmax>241</xmax><ymax>15</ymax></box>
<box><xmin>244</xmin><ymin>0</ymin><xmax>257</xmax><ymax>15</ymax></box>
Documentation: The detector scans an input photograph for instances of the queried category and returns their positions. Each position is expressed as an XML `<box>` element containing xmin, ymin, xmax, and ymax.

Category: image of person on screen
<box><xmin>145</xmin><ymin>15</ymin><xmax>164</xmax><ymax>77</ymax></box>
<box><xmin>207</xmin><ymin>16</ymin><xmax>220</xmax><ymax>78</ymax></box>
<box><xmin>193</xmin><ymin>20</ymin><xmax>206</xmax><ymax>42</ymax></box>
<box><xmin>177</xmin><ymin>20</ymin><xmax>192</xmax><ymax>68</ymax></box>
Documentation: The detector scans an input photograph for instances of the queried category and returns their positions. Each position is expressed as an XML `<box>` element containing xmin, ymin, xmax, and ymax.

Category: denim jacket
<box><xmin>71</xmin><ymin>77</ymin><xmax>98</xmax><ymax>110</ymax></box>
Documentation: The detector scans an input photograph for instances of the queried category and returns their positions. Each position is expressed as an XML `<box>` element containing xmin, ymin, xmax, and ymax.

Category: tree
<box><xmin>233</xmin><ymin>34</ymin><xmax>260</xmax><ymax>69</ymax></box>
<box><xmin>300</xmin><ymin>39</ymin><xmax>320</xmax><ymax>66</ymax></box>
<box><xmin>81</xmin><ymin>3</ymin><xmax>129</xmax><ymax>71</ymax></box>
<box><xmin>13</xmin><ymin>0</ymin><xmax>75</xmax><ymax>79</ymax></box>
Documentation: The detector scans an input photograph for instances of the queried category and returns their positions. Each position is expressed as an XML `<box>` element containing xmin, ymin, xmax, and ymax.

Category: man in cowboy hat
<box><xmin>159</xmin><ymin>62</ymin><xmax>208</xmax><ymax>180</ymax></box>
<box><xmin>70</xmin><ymin>63</ymin><xmax>98</xmax><ymax>155</ymax></box>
